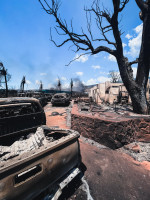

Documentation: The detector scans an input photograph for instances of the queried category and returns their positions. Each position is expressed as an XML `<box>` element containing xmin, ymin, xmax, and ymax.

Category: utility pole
<box><xmin>4</xmin><ymin>69</ymin><xmax>8</xmax><ymax>97</ymax></box>
<box><xmin>0</xmin><ymin>62</ymin><xmax>8</xmax><ymax>97</ymax></box>
<box><xmin>70</xmin><ymin>79</ymin><xmax>73</xmax><ymax>97</ymax></box>
<box><xmin>20</xmin><ymin>76</ymin><xmax>26</xmax><ymax>93</ymax></box>
<box><xmin>57</xmin><ymin>78</ymin><xmax>61</xmax><ymax>92</ymax></box>
<box><xmin>39</xmin><ymin>81</ymin><xmax>43</xmax><ymax>92</ymax></box>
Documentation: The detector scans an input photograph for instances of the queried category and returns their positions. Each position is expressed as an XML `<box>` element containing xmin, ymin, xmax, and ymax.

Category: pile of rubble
<box><xmin>71</xmin><ymin>101</ymin><xmax>150</xmax><ymax>149</ymax></box>
<box><xmin>78</xmin><ymin>101</ymin><xmax>133</xmax><ymax>116</ymax></box>
<box><xmin>118</xmin><ymin>142</ymin><xmax>150</xmax><ymax>162</ymax></box>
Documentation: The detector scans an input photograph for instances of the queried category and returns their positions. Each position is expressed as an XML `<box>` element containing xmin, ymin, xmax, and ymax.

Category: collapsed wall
<box><xmin>71</xmin><ymin>104</ymin><xmax>150</xmax><ymax>149</ymax></box>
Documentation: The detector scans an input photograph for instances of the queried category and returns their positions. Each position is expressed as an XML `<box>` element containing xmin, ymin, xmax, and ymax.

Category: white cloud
<box><xmin>97</xmin><ymin>76</ymin><xmax>110</xmax><ymax>83</ymax></box>
<box><xmin>61</xmin><ymin>76</ymin><xmax>67</xmax><ymax>81</ymax></box>
<box><xmin>26</xmin><ymin>80</ymin><xmax>31</xmax><ymax>85</ymax></box>
<box><xmin>35</xmin><ymin>80</ymin><xmax>40</xmax><ymax>85</ymax></box>
<box><xmin>92</xmin><ymin>65</ymin><xmax>101</xmax><ymax>69</ymax></box>
<box><xmin>74</xmin><ymin>54</ymin><xmax>88</xmax><ymax>63</ymax></box>
<box><xmin>134</xmin><ymin>23</ymin><xmax>143</xmax><ymax>34</ymax></box>
<box><xmin>86</xmin><ymin>78</ymin><xmax>98</xmax><ymax>85</ymax></box>
<box><xmin>93</xmin><ymin>54</ymin><xmax>99</xmax><ymax>58</ymax></box>
<box><xmin>132</xmin><ymin>67</ymin><xmax>137</xmax><ymax>78</ymax></box>
<box><xmin>125</xmin><ymin>34</ymin><xmax>132</xmax><ymax>39</ymax></box>
<box><xmin>76</xmin><ymin>71</ymin><xmax>83</xmax><ymax>76</ymax></box>
<box><xmin>123</xmin><ymin>43</ymin><xmax>127</xmax><ymax>48</ymax></box>
<box><xmin>108</xmin><ymin>54</ymin><xmax>117</xmax><ymax>62</ymax></box>
<box><xmin>127</xmin><ymin>23</ymin><xmax>143</xmax><ymax>58</ymax></box>
<box><xmin>48</xmin><ymin>83</ymin><xmax>53</xmax><ymax>88</ymax></box>
<box><xmin>62</xmin><ymin>82</ymin><xmax>70</xmax><ymax>89</ymax></box>
<box><xmin>86</xmin><ymin>76</ymin><xmax>110</xmax><ymax>85</ymax></box>
<box><xmin>40</xmin><ymin>73</ymin><xmax>47</xmax><ymax>76</ymax></box>
<box><xmin>99</xmin><ymin>71</ymin><xmax>109</xmax><ymax>75</ymax></box>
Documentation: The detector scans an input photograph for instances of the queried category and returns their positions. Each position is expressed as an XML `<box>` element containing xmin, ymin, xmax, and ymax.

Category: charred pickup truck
<box><xmin>51</xmin><ymin>93</ymin><xmax>70</xmax><ymax>106</ymax></box>
<box><xmin>0</xmin><ymin>97</ymin><xmax>81</xmax><ymax>200</ymax></box>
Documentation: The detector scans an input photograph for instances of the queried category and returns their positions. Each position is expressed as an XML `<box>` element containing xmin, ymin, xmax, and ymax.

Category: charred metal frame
<box><xmin>0</xmin><ymin>97</ymin><xmax>81</xmax><ymax>200</ymax></box>
<box><xmin>0</xmin><ymin>128</ymin><xmax>81</xmax><ymax>200</ymax></box>
<box><xmin>51</xmin><ymin>93</ymin><xmax>70</xmax><ymax>106</ymax></box>
<box><xmin>0</xmin><ymin>97</ymin><xmax>46</xmax><ymax>138</ymax></box>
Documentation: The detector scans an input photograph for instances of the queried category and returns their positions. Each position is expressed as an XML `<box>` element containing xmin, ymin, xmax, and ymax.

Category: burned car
<box><xmin>0</xmin><ymin>97</ymin><xmax>46</xmax><ymax>137</ymax></box>
<box><xmin>0</xmin><ymin>97</ymin><xmax>81</xmax><ymax>200</ymax></box>
<box><xmin>32</xmin><ymin>92</ymin><xmax>47</xmax><ymax>107</ymax></box>
<box><xmin>51</xmin><ymin>93</ymin><xmax>70</xmax><ymax>106</ymax></box>
<box><xmin>44</xmin><ymin>93</ymin><xmax>52</xmax><ymax>102</ymax></box>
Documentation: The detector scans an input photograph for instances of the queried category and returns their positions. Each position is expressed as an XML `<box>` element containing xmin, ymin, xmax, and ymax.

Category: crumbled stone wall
<box><xmin>71</xmin><ymin>105</ymin><xmax>150</xmax><ymax>149</ymax></box>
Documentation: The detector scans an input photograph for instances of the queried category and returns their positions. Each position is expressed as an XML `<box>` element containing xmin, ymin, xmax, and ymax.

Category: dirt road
<box><xmin>44</xmin><ymin>102</ymin><xmax>71</xmax><ymax>129</ymax></box>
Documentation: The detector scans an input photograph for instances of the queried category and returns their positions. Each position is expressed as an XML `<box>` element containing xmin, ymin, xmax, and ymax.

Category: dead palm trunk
<box><xmin>4</xmin><ymin>72</ymin><xmax>8</xmax><ymax>97</ymax></box>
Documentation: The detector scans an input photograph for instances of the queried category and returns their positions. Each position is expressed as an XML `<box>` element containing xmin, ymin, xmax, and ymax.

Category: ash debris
<box><xmin>0</xmin><ymin>127</ymin><xmax>53</xmax><ymax>162</ymax></box>
<box><xmin>77</xmin><ymin>99</ymin><xmax>149</xmax><ymax>118</ymax></box>
<box><xmin>80</xmin><ymin>177</ymin><xmax>94</xmax><ymax>200</ymax></box>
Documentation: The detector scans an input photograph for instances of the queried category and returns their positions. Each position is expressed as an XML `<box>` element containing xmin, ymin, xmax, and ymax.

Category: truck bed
<box><xmin>0</xmin><ymin>126</ymin><xmax>81</xmax><ymax>200</ymax></box>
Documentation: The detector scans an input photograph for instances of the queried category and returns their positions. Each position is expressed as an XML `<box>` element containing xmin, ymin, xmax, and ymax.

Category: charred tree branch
<box><xmin>129</xmin><ymin>58</ymin><xmax>139</xmax><ymax>66</ymax></box>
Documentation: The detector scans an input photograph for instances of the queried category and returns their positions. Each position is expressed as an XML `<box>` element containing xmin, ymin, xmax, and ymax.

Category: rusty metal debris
<box><xmin>50</xmin><ymin>111</ymin><xmax>66</xmax><ymax>116</ymax></box>
<box><xmin>78</xmin><ymin>102</ymin><xmax>105</xmax><ymax>113</ymax></box>
<box><xmin>17</xmin><ymin>92</ymin><xmax>52</xmax><ymax>107</ymax></box>
<box><xmin>78</xmin><ymin>102</ymin><xmax>90</xmax><ymax>112</ymax></box>
<box><xmin>77</xmin><ymin>97</ymin><xmax>134</xmax><ymax>117</ymax></box>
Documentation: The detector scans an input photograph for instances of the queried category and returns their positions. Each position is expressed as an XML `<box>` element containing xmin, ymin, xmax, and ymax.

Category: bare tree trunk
<box><xmin>132</xmin><ymin>2</ymin><xmax>150</xmax><ymax>114</ymax></box>
<box><xmin>136</xmin><ymin>5</ymin><xmax>150</xmax><ymax>94</ymax></box>
<box><xmin>38</xmin><ymin>0</ymin><xmax>150</xmax><ymax>114</ymax></box>
<box><xmin>4</xmin><ymin>73</ymin><xmax>8</xmax><ymax>97</ymax></box>
<box><xmin>117</xmin><ymin>57</ymin><xmax>148</xmax><ymax>114</ymax></box>
<box><xmin>71</xmin><ymin>87</ymin><xmax>72</xmax><ymax>97</ymax></box>
<box><xmin>130</xmin><ymin>88</ymin><xmax>148</xmax><ymax>114</ymax></box>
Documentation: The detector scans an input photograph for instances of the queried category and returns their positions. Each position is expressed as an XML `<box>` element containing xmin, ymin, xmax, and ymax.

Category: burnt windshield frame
<box><xmin>0</xmin><ymin>102</ymin><xmax>42</xmax><ymax>118</ymax></box>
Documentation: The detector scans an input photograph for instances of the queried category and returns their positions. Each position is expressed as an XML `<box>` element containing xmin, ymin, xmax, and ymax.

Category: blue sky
<box><xmin>0</xmin><ymin>0</ymin><xmax>143</xmax><ymax>90</ymax></box>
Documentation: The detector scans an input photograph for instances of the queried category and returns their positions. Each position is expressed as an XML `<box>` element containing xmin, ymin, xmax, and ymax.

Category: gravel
<box><xmin>117</xmin><ymin>142</ymin><xmax>150</xmax><ymax>162</ymax></box>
